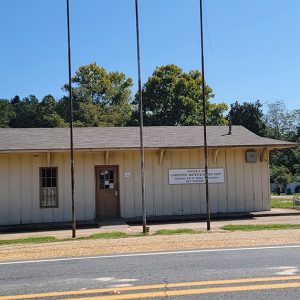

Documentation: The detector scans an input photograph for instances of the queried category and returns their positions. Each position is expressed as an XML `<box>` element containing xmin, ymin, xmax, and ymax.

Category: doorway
<box><xmin>95</xmin><ymin>166</ymin><xmax>119</xmax><ymax>218</ymax></box>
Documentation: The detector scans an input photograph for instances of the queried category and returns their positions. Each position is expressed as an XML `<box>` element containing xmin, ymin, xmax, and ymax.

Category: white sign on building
<box><xmin>169</xmin><ymin>168</ymin><xmax>224</xmax><ymax>185</ymax></box>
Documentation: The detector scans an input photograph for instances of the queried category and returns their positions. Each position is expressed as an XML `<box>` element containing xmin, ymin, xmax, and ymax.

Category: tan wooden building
<box><xmin>0</xmin><ymin>126</ymin><xmax>295</xmax><ymax>226</ymax></box>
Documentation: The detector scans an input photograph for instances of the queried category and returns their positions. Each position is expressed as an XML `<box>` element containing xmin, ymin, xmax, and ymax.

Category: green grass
<box><xmin>221</xmin><ymin>224</ymin><xmax>300</xmax><ymax>231</ymax></box>
<box><xmin>88</xmin><ymin>231</ymin><xmax>129</xmax><ymax>239</ymax></box>
<box><xmin>0</xmin><ymin>236</ymin><xmax>58</xmax><ymax>246</ymax></box>
<box><xmin>271</xmin><ymin>194</ymin><xmax>300</xmax><ymax>208</ymax></box>
<box><xmin>155</xmin><ymin>228</ymin><xmax>202</xmax><ymax>235</ymax></box>
<box><xmin>0</xmin><ymin>231</ymin><xmax>130</xmax><ymax>246</ymax></box>
<box><xmin>271</xmin><ymin>198</ymin><xmax>294</xmax><ymax>208</ymax></box>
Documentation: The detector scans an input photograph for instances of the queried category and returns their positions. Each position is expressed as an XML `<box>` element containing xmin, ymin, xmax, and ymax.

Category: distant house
<box><xmin>0</xmin><ymin>126</ymin><xmax>295</xmax><ymax>226</ymax></box>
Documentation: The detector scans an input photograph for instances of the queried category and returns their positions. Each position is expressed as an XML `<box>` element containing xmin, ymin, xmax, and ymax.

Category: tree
<box><xmin>227</xmin><ymin>100</ymin><xmax>266</xmax><ymax>136</ymax></box>
<box><xmin>293</xmin><ymin>141</ymin><xmax>300</xmax><ymax>179</ymax></box>
<box><xmin>264</xmin><ymin>100</ymin><xmax>298</xmax><ymax>141</ymax></box>
<box><xmin>0</xmin><ymin>99</ymin><xmax>15</xmax><ymax>127</ymax></box>
<box><xmin>265</xmin><ymin>100</ymin><xmax>300</xmax><ymax>183</ymax></box>
<box><xmin>39</xmin><ymin>95</ymin><xmax>67</xmax><ymax>127</ymax></box>
<box><xmin>62</xmin><ymin>62</ymin><xmax>133</xmax><ymax>127</ymax></box>
<box><xmin>130</xmin><ymin>64</ymin><xmax>228</xmax><ymax>126</ymax></box>
<box><xmin>270</xmin><ymin>165</ymin><xmax>294</xmax><ymax>188</ymax></box>
<box><xmin>9</xmin><ymin>95</ymin><xmax>42</xmax><ymax>128</ymax></box>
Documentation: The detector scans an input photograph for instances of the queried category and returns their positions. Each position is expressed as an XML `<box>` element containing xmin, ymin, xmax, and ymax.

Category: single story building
<box><xmin>0</xmin><ymin>126</ymin><xmax>295</xmax><ymax>226</ymax></box>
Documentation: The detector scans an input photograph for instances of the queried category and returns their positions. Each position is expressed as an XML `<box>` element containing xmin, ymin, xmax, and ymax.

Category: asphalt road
<box><xmin>1</xmin><ymin>245</ymin><xmax>300</xmax><ymax>299</ymax></box>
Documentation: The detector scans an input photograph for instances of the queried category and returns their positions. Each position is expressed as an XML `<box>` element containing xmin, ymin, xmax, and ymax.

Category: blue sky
<box><xmin>0</xmin><ymin>0</ymin><xmax>299</xmax><ymax>110</ymax></box>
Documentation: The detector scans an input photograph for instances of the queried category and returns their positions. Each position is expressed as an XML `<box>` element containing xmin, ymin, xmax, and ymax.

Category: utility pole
<box><xmin>134</xmin><ymin>0</ymin><xmax>147</xmax><ymax>234</ymax></box>
<box><xmin>135</xmin><ymin>0</ymin><xmax>147</xmax><ymax>233</ymax></box>
<box><xmin>66</xmin><ymin>0</ymin><xmax>76</xmax><ymax>238</ymax></box>
<box><xmin>199</xmin><ymin>0</ymin><xmax>211</xmax><ymax>231</ymax></box>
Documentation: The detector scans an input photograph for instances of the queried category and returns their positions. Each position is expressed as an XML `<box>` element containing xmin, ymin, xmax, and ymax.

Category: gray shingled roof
<box><xmin>0</xmin><ymin>126</ymin><xmax>296</xmax><ymax>152</ymax></box>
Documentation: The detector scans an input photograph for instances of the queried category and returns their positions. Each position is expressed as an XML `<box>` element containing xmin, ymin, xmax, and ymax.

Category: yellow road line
<box><xmin>1</xmin><ymin>276</ymin><xmax>300</xmax><ymax>300</ymax></box>
<box><xmin>67</xmin><ymin>282</ymin><xmax>300</xmax><ymax>300</ymax></box>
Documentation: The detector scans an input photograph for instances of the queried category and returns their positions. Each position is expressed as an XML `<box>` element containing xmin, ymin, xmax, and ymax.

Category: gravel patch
<box><xmin>1</xmin><ymin>229</ymin><xmax>300</xmax><ymax>262</ymax></box>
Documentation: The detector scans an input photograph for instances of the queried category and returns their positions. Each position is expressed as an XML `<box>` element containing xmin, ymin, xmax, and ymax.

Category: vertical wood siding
<box><xmin>0</xmin><ymin>148</ymin><xmax>271</xmax><ymax>225</ymax></box>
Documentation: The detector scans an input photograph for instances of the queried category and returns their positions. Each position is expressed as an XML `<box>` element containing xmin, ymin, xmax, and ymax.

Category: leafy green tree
<box><xmin>264</xmin><ymin>100</ymin><xmax>298</xmax><ymax>141</ymax></box>
<box><xmin>62</xmin><ymin>62</ymin><xmax>133</xmax><ymax>127</ymax></box>
<box><xmin>227</xmin><ymin>100</ymin><xmax>266</xmax><ymax>136</ymax></box>
<box><xmin>270</xmin><ymin>165</ymin><xmax>294</xmax><ymax>188</ymax></box>
<box><xmin>265</xmin><ymin>100</ymin><xmax>300</xmax><ymax>182</ymax></box>
<box><xmin>39</xmin><ymin>95</ymin><xmax>67</xmax><ymax>127</ymax></box>
<box><xmin>293</xmin><ymin>141</ymin><xmax>300</xmax><ymax>178</ymax></box>
<box><xmin>130</xmin><ymin>64</ymin><xmax>227</xmax><ymax>126</ymax></box>
<box><xmin>9</xmin><ymin>95</ymin><xmax>42</xmax><ymax>128</ymax></box>
<box><xmin>0</xmin><ymin>99</ymin><xmax>15</xmax><ymax>127</ymax></box>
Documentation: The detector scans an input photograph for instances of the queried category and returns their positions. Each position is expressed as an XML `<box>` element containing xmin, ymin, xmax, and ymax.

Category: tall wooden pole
<box><xmin>135</xmin><ymin>0</ymin><xmax>147</xmax><ymax>233</ymax></box>
<box><xmin>66</xmin><ymin>0</ymin><xmax>76</xmax><ymax>238</ymax></box>
<box><xmin>200</xmin><ymin>0</ymin><xmax>211</xmax><ymax>230</ymax></box>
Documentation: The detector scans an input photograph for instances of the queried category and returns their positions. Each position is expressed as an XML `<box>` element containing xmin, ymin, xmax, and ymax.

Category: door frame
<box><xmin>94</xmin><ymin>165</ymin><xmax>120</xmax><ymax>219</ymax></box>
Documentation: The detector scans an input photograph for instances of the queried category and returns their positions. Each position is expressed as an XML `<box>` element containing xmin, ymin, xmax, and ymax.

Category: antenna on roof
<box><xmin>135</xmin><ymin>0</ymin><xmax>147</xmax><ymax>234</ymax></box>
<box><xmin>200</xmin><ymin>0</ymin><xmax>211</xmax><ymax>231</ymax></box>
<box><xmin>66</xmin><ymin>0</ymin><xmax>76</xmax><ymax>238</ymax></box>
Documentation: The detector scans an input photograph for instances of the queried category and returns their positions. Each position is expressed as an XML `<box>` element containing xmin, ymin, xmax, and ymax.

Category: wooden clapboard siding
<box><xmin>132</xmin><ymin>151</ymin><xmax>142</xmax><ymax>217</ymax></box>
<box><xmin>10</xmin><ymin>154</ymin><xmax>21</xmax><ymax>224</ymax></box>
<box><xmin>153</xmin><ymin>151</ymin><xmax>163</xmax><ymax>216</ymax></box>
<box><xmin>20</xmin><ymin>153</ymin><xmax>32</xmax><ymax>223</ymax></box>
<box><xmin>209</xmin><ymin>150</ymin><xmax>219</xmax><ymax>213</ymax></box>
<box><xmin>198</xmin><ymin>149</ymin><xmax>207</xmax><ymax>214</ymax></box>
<box><xmin>261</xmin><ymin>151</ymin><xmax>271</xmax><ymax>210</ymax></box>
<box><xmin>0</xmin><ymin>147</ymin><xmax>271</xmax><ymax>225</ymax></box>
<box><xmin>171</xmin><ymin>151</ymin><xmax>182</xmax><ymax>215</ymax></box>
<box><xmin>235</xmin><ymin>149</ymin><xmax>246</xmax><ymax>212</ymax></box>
<box><xmin>0</xmin><ymin>155</ymin><xmax>10</xmax><ymax>225</ymax></box>
<box><xmin>180</xmin><ymin>150</ymin><xmax>192</xmax><ymax>215</ymax></box>
<box><xmin>225</xmin><ymin>149</ymin><xmax>236</xmax><ymax>213</ymax></box>
<box><xmin>217</xmin><ymin>149</ymin><xmax>227</xmax><ymax>213</ymax></box>
<box><xmin>123</xmin><ymin>151</ymin><xmax>135</xmax><ymax>218</ymax></box>
<box><xmin>252</xmin><ymin>156</ymin><xmax>263</xmax><ymax>211</ymax></box>
<box><xmin>190</xmin><ymin>149</ymin><xmax>201</xmax><ymax>214</ymax></box>
<box><xmin>162</xmin><ymin>151</ymin><xmax>172</xmax><ymax>216</ymax></box>
<box><xmin>145</xmin><ymin>151</ymin><xmax>154</xmax><ymax>216</ymax></box>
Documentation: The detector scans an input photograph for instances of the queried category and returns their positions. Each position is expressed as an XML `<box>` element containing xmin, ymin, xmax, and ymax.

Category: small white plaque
<box><xmin>124</xmin><ymin>171</ymin><xmax>132</xmax><ymax>178</ymax></box>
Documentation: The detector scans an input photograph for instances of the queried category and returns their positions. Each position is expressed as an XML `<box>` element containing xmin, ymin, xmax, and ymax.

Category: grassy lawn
<box><xmin>221</xmin><ymin>224</ymin><xmax>300</xmax><ymax>231</ymax></box>
<box><xmin>271</xmin><ymin>194</ymin><xmax>300</xmax><ymax>209</ymax></box>
<box><xmin>155</xmin><ymin>228</ymin><xmax>202</xmax><ymax>235</ymax></box>
<box><xmin>0</xmin><ymin>231</ymin><xmax>130</xmax><ymax>246</ymax></box>
<box><xmin>87</xmin><ymin>231</ymin><xmax>129</xmax><ymax>239</ymax></box>
<box><xmin>0</xmin><ymin>236</ymin><xmax>58</xmax><ymax>246</ymax></box>
<box><xmin>271</xmin><ymin>198</ymin><xmax>294</xmax><ymax>208</ymax></box>
<box><xmin>0</xmin><ymin>229</ymin><xmax>204</xmax><ymax>246</ymax></box>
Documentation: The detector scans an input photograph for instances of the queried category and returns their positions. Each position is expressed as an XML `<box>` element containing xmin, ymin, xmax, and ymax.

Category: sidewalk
<box><xmin>1</xmin><ymin>208</ymin><xmax>300</xmax><ymax>240</ymax></box>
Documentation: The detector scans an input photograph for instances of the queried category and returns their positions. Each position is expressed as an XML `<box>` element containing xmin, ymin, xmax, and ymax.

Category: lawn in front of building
<box><xmin>271</xmin><ymin>194</ymin><xmax>300</xmax><ymax>209</ymax></box>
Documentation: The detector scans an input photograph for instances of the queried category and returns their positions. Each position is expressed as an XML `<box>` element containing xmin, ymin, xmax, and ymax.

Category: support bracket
<box><xmin>105</xmin><ymin>151</ymin><xmax>110</xmax><ymax>165</ymax></box>
<box><xmin>47</xmin><ymin>152</ymin><xmax>51</xmax><ymax>167</ymax></box>
<box><xmin>260</xmin><ymin>147</ymin><xmax>267</xmax><ymax>162</ymax></box>
<box><xmin>213</xmin><ymin>149</ymin><xmax>219</xmax><ymax>164</ymax></box>
<box><xmin>159</xmin><ymin>149</ymin><xmax>165</xmax><ymax>165</ymax></box>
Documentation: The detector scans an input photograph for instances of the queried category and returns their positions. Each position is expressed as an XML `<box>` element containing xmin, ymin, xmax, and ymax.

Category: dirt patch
<box><xmin>1</xmin><ymin>229</ymin><xmax>300</xmax><ymax>262</ymax></box>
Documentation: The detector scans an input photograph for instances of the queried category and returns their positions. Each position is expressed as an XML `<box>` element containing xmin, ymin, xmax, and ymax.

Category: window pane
<box><xmin>40</xmin><ymin>168</ymin><xmax>58</xmax><ymax>208</ymax></box>
<box><xmin>42</xmin><ymin>178</ymin><xmax>46</xmax><ymax>188</ymax></box>
<box><xmin>46</xmin><ymin>169</ymin><xmax>52</xmax><ymax>178</ymax></box>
